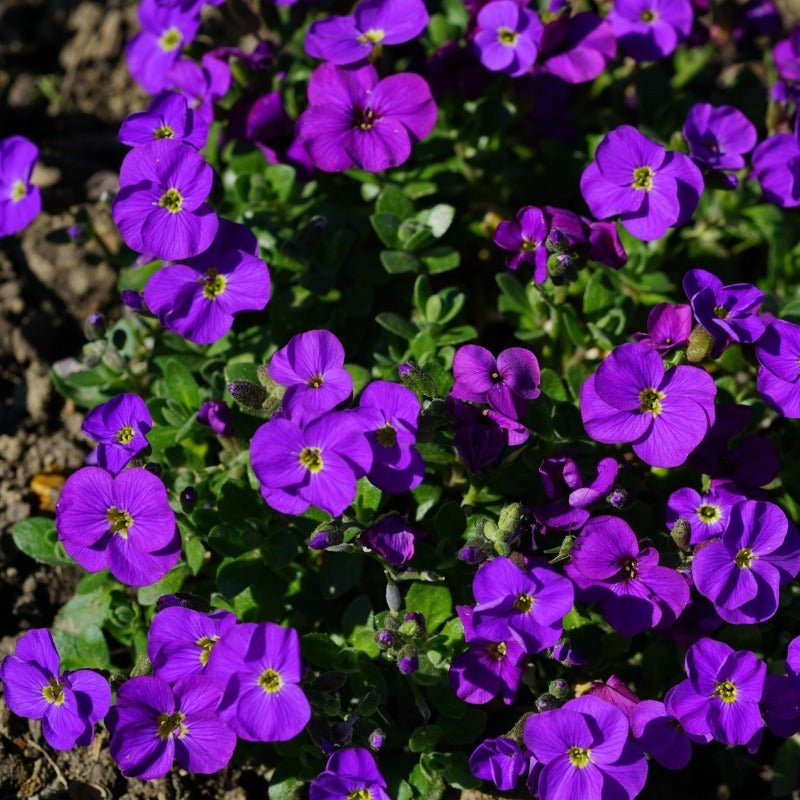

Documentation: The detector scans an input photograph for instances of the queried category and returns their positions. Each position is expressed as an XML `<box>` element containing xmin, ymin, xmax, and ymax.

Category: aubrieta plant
<box><xmin>10</xmin><ymin>0</ymin><xmax>800</xmax><ymax>797</ymax></box>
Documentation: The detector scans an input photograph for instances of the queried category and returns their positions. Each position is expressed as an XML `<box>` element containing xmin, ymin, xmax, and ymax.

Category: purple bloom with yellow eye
<box><xmin>0</xmin><ymin>629</ymin><xmax>110</xmax><ymax>751</ymax></box>
<box><xmin>147</xmin><ymin>607</ymin><xmax>237</xmax><ymax>684</ymax></box>
<box><xmin>250</xmin><ymin>410</ymin><xmax>372</xmax><ymax>517</ymax></box>
<box><xmin>494</xmin><ymin>205</ymin><xmax>549</xmax><ymax>282</ymax></box>
<box><xmin>296</xmin><ymin>62</ymin><xmax>437</xmax><ymax>173</ymax></box>
<box><xmin>580</xmin><ymin>125</ymin><xmax>703</xmax><ymax>242</ymax></box>
<box><xmin>125</xmin><ymin>0</ymin><xmax>200</xmax><ymax>94</ymax></box>
<box><xmin>269</xmin><ymin>329</ymin><xmax>353</xmax><ymax>424</ymax></box>
<box><xmin>118</xmin><ymin>91</ymin><xmax>209</xmax><ymax>150</ymax></box>
<box><xmin>683</xmin><ymin>103</ymin><xmax>757</xmax><ymax>180</ymax></box>
<box><xmin>0</xmin><ymin>135</ymin><xmax>41</xmax><ymax>237</ymax></box>
<box><xmin>631</xmin><ymin>302</ymin><xmax>693</xmax><ymax>353</ymax></box>
<box><xmin>143</xmin><ymin>219</ymin><xmax>270</xmax><ymax>345</ymax></box>
<box><xmin>473</xmin><ymin>1</ymin><xmax>544</xmax><ymax>77</ymax></box>
<box><xmin>670</xmin><ymin>637</ymin><xmax>765</xmax><ymax>749</ymax></box>
<box><xmin>205</xmin><ymin>621</ymin><xmax>311</xmax><ymax>742</ymax></box>
<box><xmin>580</xmin><ymin>342</ymin><xmax>716</xmax><ymax>468</ymax></box>
<box><xmin>310</xmin><ymin>747</ymin><xmax>391</xmax><ymax>800</ymax></box>
<box><xmin>665</xmin><ymin>485</ymin><xmax>741</xmax><ymax>545</ymax></box>
<box><xmin>55</xmin><ymin>466</ymin><xmax>181</xmax><ymax>587</ymax></box>
<box><xmin>305</xmin><ymin>0</ymin><xmax>429</xmax><ymax>65</ymax></box>
<box><xmin>81</xmin><ymin>393</ymin><xmax>152</xmax><ymax>475</ymax></box>
<box><xmin>107</xmin><ymin>675</ymin><xmax>236</xmax><ymax>779</ymax></box>
<box><xmin>692</xmin><ymin>499</ymin><xmax>800</xmax><ymax>624</ymax></box>
<box><xmin>607</xmin><ymin>0</ymin><xmax>694</xmax><ymax>62</ymax></box>
<box><xmin>112</xmin><ymin>139</ymin><xmax>218</xmax><ymax>261</ymax></box>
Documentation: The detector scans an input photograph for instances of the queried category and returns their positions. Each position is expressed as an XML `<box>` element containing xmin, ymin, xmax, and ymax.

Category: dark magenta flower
<box><xmin>471</xmin><ymin>556</ymin><xmax>574</xmax><ymax>654</ymax></box>
<box><xmin>583</xmin><ymin>675</ymin><xmax>639</xmax><ymax>721</ymax></box>
<box><xmin>469</xmin><ymin>737</ymin><xmax>529</xmax><ymax>791</ymax></box>
<box><xmin>581</xmin><ymin>342</ymin><xmax>716</xmax><ymax>468</ymax></box>
<box><xmin>0</xmin><ymin>629</ymin><xmax>110</xmax><ymax>750</ymax></box>
<box><xmin>143</xmin><ymin>219</ymin><xmax>270</xmax><ymax>344</ymax></box>
<box><xmin>448</xmin><ymin>605</ymin><xmax>525</xmax><ymax>705</ymax></box>
<box><xmin>197</xmin><ymin>400</ymin><xmax>233</xmax><ymax>436</ymax></box>
<box><xmin>309</xmin><ymin>747</ymin><xmax>390</xmax><ymax>800</ymax></box>
<box><xmin>472</xmin><ymin>1</ymin><xmax>543</xmax><ymax>77</ymax></box>
<box><xmin>251</xmin><ymin>411</ymin><xmax>372</xmax><ymax>516</ymax></box>
<box><xmin>357</xmin><ymin>380</ymin><xmax>424</xmax><ymax>493</ymax></box>
<box><xmin>125</xmin><ymin>0</ymin><xmax>200</xmax><ymax>94</ymax></box>
<box><xmin>565</xmin><ymin>515</ymin><xmax>690</xmax><ymax>636</ymax></box>
<box><xmin>0</xmin><ymin>135</ymin><xmax>41</xmax><ymax>237</ymax></box>
<box><xmin>692</xmin><ymin>499</ymin><xmax>800</xmax><ymax>624</ymax></box>
<box><xmin>55</xmin><ymin>466</ymin><xmax>181</xmax><ymax>586</ymax></box>
<box><xmin>451</xmin><ymin>344</ymin><xmax>540</xmax><ymax>420</ymax></box>
<box><xmin>118</xmin><ymin>91</ymin><xmax>209</xmax><ymax>150</ymax></box>
<box><xmin>360</xmin><ymin>515</ymin><xmax>423</xmax><ymax>567</ymax></box>
<box><xmin>670</xmin><ymin>637</ymin><xmax>765</xmax><ymax>749</ymax></box>
<box><xmin>268</xmin><ymin>329</ymin><xmax>353</xmax><ymax>423</ymax></box>
<box><xmin>751</xmin><ymin>133</ymin><xmax>800</xmax><ymax>208</ymax></box>
<box><xmin>81</xmin><ymin>392</ymin><xmax>153</xmax><ymax>475</ymax></box>
<box><xmin>523</xmin><ymin>695</ymin><xmax>648</xmax><ymax>800</ymax></box>
<box><xmin>540</xmin><ymin>12</ymin><xmax>616</xmax><ymax>84</ymax></box>
<box><xmin>107</xmin><ymin>675</ymin><xmax>236</xmax><ymax>779</ymax></box>
<box><xmin>580</xmin><ymin>125</ymin><xmax>703</xmax><ymax>241</ymax></box>
<box><xmin>682</xmin><ymin>103</ymin><xmax>756</xmax><ymax>178</ymax></box>
<box><xmin>305</xmin><ymin>0</ymin><xmax>429</xmax><ymax>65</ymax></box>
<box><xmin>205</xmin><ymin>621</ymin><xmax>311</xmax><ymax>742</ymax></box>
<box><xmin>448</xmin><ymin>397</ymin><xmax>522</xmax><ymax>472</ymax></box>
<box><xmin>757</xmin><ymin>319</ymin><xmax>800</xmax><ymax>417</ymax></box>
<box><xmin>147</xmin><ymin>606</ymin><xmax>237</xmax><ymax>684</ymax></box>
<box><xmin>494</xmin><ymin>205</ymin><xmax>549</xmax><ymax>281</ymax></box>
<box><xmin>296</xmin><ymin>62</ymin><xmax>437</xmax><ymax>173</ymax></box>
<box><xmin>665</xmin><ymin>484</ymin><xmax>741</xmax><ymax>545</ymax></box>
<box><xmin>631</xmin><ymin>302</ymin><xmax>693</xmax><ymax>353</ymax></box>
<box><xmin>607</xmin><ymin>0</ymin><xmax>694</xmax><ymax>61</ymax></box>
<box><xmin>112</xmin><ymin>139</ymin><xmax>218</xmax><ymax>261</ymax></box>
<box><xmin>683</xmin><ymin>268</ymin><xmax>765</xmax><ymax>348</ymax></box>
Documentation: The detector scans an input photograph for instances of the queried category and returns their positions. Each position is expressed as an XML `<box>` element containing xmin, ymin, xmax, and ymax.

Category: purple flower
<box><xmin>296</xmin><ymin>63</ymin><xmax>437</xmax><ymax>173</ymax></box>
<box><xmin>310</xmin><ymin>747</ymin><xmax>390</xmax><ymax>800</ymax></box>
<box><xmin>251</xmin><ymin>411</ymin><xmax>372</xmax><ymax>517</ymax></box>
<box><xmin>118</xmin><ymin>91</ymin><xmax>209</xmax><ymax>150</ymax></box>
<box><xmin>540</xmin><ymin>12</ymin><xmax>616</xmax><ymax>84</ymax></box>
<box><xmin>197</xmin><ymin>400</ymin><xmax>233</xmax><ymax>436</ymax></box>
<box><xmin>472</xmin><ymin>1</ymin><xmax>543</xmax><ymax>77</ymax></box>
<box><xmin>125</xmin><ymin>0</ymin><xmax>200</xmax><ymax>94</ymax></box>
<box><xmin>121</xmin><ymin>289</ymin><xmax>145</xmax><ymax>310</ymax></box>
<box><xmin>532</xmin><ymin>455</ymin><xmax>619</xmax><ymax>531</ymax></box>
<box><xmin>0</xmin><ymin>135</ymin><xmax>41</xmax><ymax>237</ymax></box>
<box><xmin>471</xmin><ymin>556</ymin><xmax>574</xmax><ymax>654</ymax></box>
<box><xmin>773</xmin><ymin>25</ymin><xmax>800</xmax><ymax>84</ymax></box>
<box><xmin>670</xmin><ymin>637</ymin><xmax>765</xmax><ymax>749</ymax></box>
<box><xmin>360</xmin><ymin>515</ymin><xmax>423</xmax><ymax>567</ymax></box>
<box><xmin>166</xmin><ymin>53</ymin><xmax>232</xmax><ymax>124</ymax></box>
<box><xmin>583</xmin><ymin>675</ymin><xmax>640</xmax><ymax>721</ymax></box>
<box><xmin>751</xmin><ymin>133</ymin><xmax>800</xmax><ymax>208</ymax></box>
<box><xmin>357</xmin><ymin>380</ymin><xmax>424</xmax><ymax>493</ymax></box>
<box><xmin>448</xmin><ymin>605</ymin><xmax>525</xmax><ymax>705</ymax></box>
<box><xmin>566</xmin><ymin>515</ymin><xmax>690</xmax><ymax>636</ymax></box>
<box><xmin>523</xmin><ymin>695</ymin><xmax>648</xmax><ymax>800</ymax></box>
<box><xmin>494</xmin><ymin>206</ymin><xmax>549</xmax><ymax>281</ymax></box>
<box><xmin>305</xmin><ymin>0</ymin><xmax>429</xmax><ymax>65</ymax></box>
<box><xmin>112</xmin><ymin>139</ymin><xmax>218</xmax><ymax>261</ymax></box>
<box><xmin>0</xmin><ymin>629</ymin><xmax>110</xmax><ymax>750</ymax></box>
<box><xmin>683</xmin><ymin>268</ymin><xmax>765</xmax><ymax>348</ymax></box>
<box><xmin>631</xmin><ymin>302</ymin><xmax>693</xmax><ymax>353</ymax></box>
<box><xmin>469</xmin><ymin>737</ymin><xmax>529</xmax><ymax>791</ymax></box>
<box><xmin>665</xmin><ymin>485</ymin><xmax>740</xmax><ymax>545</ymax></box>
<box><xmin>762</xmin><ymin>673</ymin><xmax>800</xmax><ymax>737</ymax></box>
<box><xmin>630</xmin><ymin>686</ymin><xmax>710</xmax><ymax>770</ymax></box>
<box><xmin>692</xmin><ymin>499</ymin><xmax>800</xmax><ymax>624</ymax></box>
<box><xmin>451</xmin><ymin>344</ymin><xmax>541</xmax><ymax>420</ymax></box>
<box><xmin>580</xmin><ymin>342</ymin><xmax>716</xmax><ymax>468</ymax></box>
<box><xmin>607</xmin><ymin>0</ymin><xmax>694</xmax><ymax>61</ymax></box>
<box><xmin>81</xmin><ymin>393</ymin><xmax>153</xmax><ymax>475</ymax></box>
<box><xmin>147</xmin><ymin>606</ymin><xmax>237</xmax><ymax>684</ymax></box>
<box><xmin>143</xmin><ymin>219</ymin><xmax>270</xmax><ymax>344</ymax></box>
<box><xmin>757</xmin><ymin>319</ymin><xmax>800</xmax><ymax>417</ymax></box>
<box><xmin>269</xmin><ymin>329</ymin><xmax>353</xmax><ymax>423</ymax></box>
<box><xmin>205</xmin><ymin>621</ymin><xmax>311</xmax><ymax>742</ymax></box>
<box><xmin>580</xmin><ymin>125</ymin><xmax>704</xmax><ymax>241</ymax></box>
<box><xmin>55</xmin><ymin>466</ymin><xmax>181</xmax><ymax>586</ymax></box>
<box><xmin>107</xmin><ymin>675</ymin><xmax>236</xmax><ymax>778</ymax></box>
<box><xmin>682</xmin><ymin>103</ymin><xmax>756</xmax><ymax>178</ymax></box>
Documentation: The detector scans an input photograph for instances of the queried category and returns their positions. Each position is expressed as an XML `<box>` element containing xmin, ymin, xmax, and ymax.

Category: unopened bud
<box><xmin>180</xmin><ymin>486</ymin><xmax>197</xmax><ymax>512</ymax></box>
<box><xmin>120</xmin><ymin>290</ymin><xmax>144</xmax><ymax>311</ymax></box>
<box><xmin>368</xmin><ymin>729</ymin><xmax>385</xmax><ymax>750</ymax></box>
<box><xmin>548</xmin><ymin>679</ymin><xmax>570</xmax><ymax>699</ymax></box>
<box><xmin>670</xmin><ymin>518</ymin><xmax>691</xmax><ymax>551</ymax></box>
<box><xmin>385</xmin><ymin>577</ymin><xmax>402</xmax><ymax>612</ymax></box>
<box><xmin>607</xmin><ymin>487</ymin><xmax>629</xmax><ymax>509</ymax></box>
<box><xmin>227</xmin><ymin>379</ymin><xmax>267</xmax><ymax>409</ymax></box>
<box><xmin>397</xmin><ymin>646</ymin><xmax>419</xmax><ymax>675</ymax></box>
<box><xmin>548</xmin><ymin>251</ymin><xmax>577</xmax><ymax>284</ymax></box>
<box><xmin>375</xmin><ymin>629</ymin><xmax>395</xmax><ymax>649</ymax></box>
<box><xmin>397</xmin><ymin>362</ymin><xmax>438</xmax><ymax>397</ymax></box>
<box><xmin>686</xmin><ymin>324</ymin><xmax>716</xmax><ymax>363</ymax></box>
<box><xmin>536</xmin><ymin>693</ymin><xmax>560</xmax><ymax>712</ymax></box>
<box><xmin>83</xmin><ymin>312</ymin><xmax>106</xmax><ymax>341</ymax></box>
<box><xmin>498</xmin><ymin>502</ymin><xmax>523</xmax><ymax>535</ymax></box>
<box><xmin>546</xmin><ymin>227</ymin><xmax>570</xmax><ymax>253</ymax></box>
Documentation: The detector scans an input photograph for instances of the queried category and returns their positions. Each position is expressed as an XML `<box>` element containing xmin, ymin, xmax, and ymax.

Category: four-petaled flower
<box><xmin>0</xmin><ymin>135</ymin><xmax>41</xmax><ymax>237</ymax></box>
<box><xmin>472</xmin><ymin>0</ymin><xmax>544</xmax><ymax>77</ymax></box>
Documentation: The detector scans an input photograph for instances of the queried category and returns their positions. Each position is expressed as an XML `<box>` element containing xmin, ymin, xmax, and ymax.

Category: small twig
<box><xmin>25</xmin><ymin>738</ymin><xmax>69</xmax><ymax>789</ymax></box>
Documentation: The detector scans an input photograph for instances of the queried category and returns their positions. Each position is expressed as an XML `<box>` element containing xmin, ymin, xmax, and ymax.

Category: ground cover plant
<box><xmin>9</xmin><ymin>0</ymin><xmax>800</xmax><ymax>797</ymax></box>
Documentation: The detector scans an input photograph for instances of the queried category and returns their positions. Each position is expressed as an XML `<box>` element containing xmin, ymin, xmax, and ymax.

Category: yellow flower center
<box><xmin>106</xmin><ymin>506</ymin><xmax>133</xmax><ymax>538</ymax></box>
<box><xmin>631</xmin><ymin>166</ymin><xmax>654</xmax><ymax>191</ymax></box>
<box><xmin>41</xmin><ymin>677</ymin><xmax>65</xmax><ymax>706</ymax></box>
<box><xmin>487</xmin><ymin>642</ymin><xmax>507</xmax><ymax>660</ymax></box>
<box><xmin>713</xmin><ymin>305</ymin><xmax>730</xmax><ymax>319</ymax></box>
<box><xmin>10</xmin><ymin>179</ymin><xmax>26</xmax><ymax>202</ymax></box>
<box><xmin>306</xmin><ymin>374</ymin><xmax>324</xmax><ymax>389</ymax></box>
<box><xmin>619</xmin><ymin>557</ymin><xmax>638</xmax><ymax>579</ymax></box>
<box><xmin>376</xmin><ymin>424</ymin><xmax>397</xmax><ymax>447</ymax></box>
<box><xmin>159</xmin><ymin>187</ymin><xmax>183</xmax><ymax>214</ymax></box>
<box><xmin>498</xmin><ymin>26</ymin><xmax>519</xmax><ymax>46</ymax></box>
<box><xmin>520</xmin><ymin>238</ymin><xmax>536</xmax><ymax>251</ymax></box>
<box><xmin>638</xmin><ymin>387</ymin><xmax>664</xmax><ymax>416</ymax></box>
<box><xmin>196</xmin><ymin>635</ymin><xmax>219</xmax><ymax>667</ymax></box>
<box><xmin>567</xmin><ymin>746</ymin><xmax>592</xmax><ymax>768</ymax></box>
<box><xmin>640</xmin><ymin>9</ymin><xmax>658</xmax><ymax>22</ymax></box>
<box><xmin>697</xmin><ymin>503</ymin><xmax>721</xmax><ymax>523</ymax></box>
<box><xmin>714</xmin><ymin>680</ymin><xmax>737</xmax><ymax>703</ymax></box>
<box><xmin>154</xmin><ymin>125</ymin><xmax>175</xmax><ymax>139</ymax></box>
<box><xmin>735</xmin><ymin>547</ymin><xmax>754</xmax><ymax>569</ymax></box>
<box><xmin>199</xmin><ymin>268</ymin><xmax>227</xmax><ymax>300</ymax></box>
<box><xmin>115</xmin><ymin>425</ymin><xmax>135</xmax><ymax>444</ymax></box>
<box><xmin>156</xmin><ymin>710</ymin><xmax>187</xmax><ymax>739</ymax></box>
<box><xmin>258</xmin><ymin>668</ymin><xmax>283</xmax><ymax>694</ymax></box>
<box><xmin>357</xmin><ymin>28</ymin><xmax>384</xmax><ymax>44</ymax></box>
<box><xmin>347</xmin><ymin>790</ymin><xmax>372</xmax><ymax>800</ymax></box>
<box><xmin>299</xmin><ymin>446</ymin><xmax>324</xmax><ymax>473</ymax></box>
<box><xmin>513</xmin><ymin>593</ymin><xmax>534</xmax><ymax>613</ymax></box>
<box><xmin>359</xmin><ymin>109</ymin><xmax>377</xmax><ymax>131</ymax></box>
<box><xmin>158</xmin><ymin>26</ymin><xmax>183</xmax><ymax>52</ymax></box>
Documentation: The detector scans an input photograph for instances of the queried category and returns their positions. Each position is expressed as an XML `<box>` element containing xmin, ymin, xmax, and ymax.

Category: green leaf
<box><xmin>53</xmin><ymin>624</ymin><xmax>110</xmax><ymax>671</ymax></box>
<box><xmin>137</xmin><ymin>563</ymin><xmax>190</xmax><ymax>605</ymax></box>
<box><xmin>376</xmin><ymin>184</ymin><xmax>414</xmax><ymax>219</ymax></box>
<box><xmin>301</xmin><ymin>633</ymin><xmax>342</xmax><ymax>667</ymax></box>
<box><xmin>163</xmin><ymin>359</ymin><xmax>200</xmax><ymax>411</ymax></box>
<box><xmin>376</xmin><ymin>312</ymin><xmax>417</xmax><ymax>339</ymax></box>
<box><xmin>185</xmin><ymin>536</ymin><xmax>206</xmax><ymax>575</ymax></box>
<box><xmin>421</xmin><ymin>246</ymin><xmax>460</xmax><ymax>274</ymax></box>
<box><xmin>405</xmin><ymin>583</ymin><xmax>452</xmax><ymax>632</ymax></box>
<box><xmin>412</xmin><ymin>484</ymin><xmax>442</xmax><ymax>520</ymax></box>
<box><xmin>583</xmin><ymin>269</ymin><xmax>616</xmax><ymax>314</ymax></box>
<box><xmin>11</xmin><ymin>518</ymin><xmax>73</xmax><ymax>566</ymax></box>
<box><xmin>381</xmin><ymin>250</ymin><xmax>420</xmax><ymax>274</ymax></box>
<box><xmin>409</xmin><ymin>724</ymin><xmax>443</xmax><ymax>753</ymax></box>
<box><xmin>773</xmin><ymin>736</ymin><xmax>800</xmax><ymax>796</ymax></box>
<box><xmin>425</xmin><ymin>204</ymin><xmax>455</xmax><ymax>238</ymax></box>
<box><xmin>370</xmin><ymin>212</ymin><xmax>401</xmax><ymax>247</ymax></box>
<box><xmin>321</xmin><ymin>553</ymin><xmax>364</xmax><ymax>599</ymax></box>
<box><xmin>436</xmin><ymin>325</ymin><xmax>476</xmax><ymax>346</ymax></box>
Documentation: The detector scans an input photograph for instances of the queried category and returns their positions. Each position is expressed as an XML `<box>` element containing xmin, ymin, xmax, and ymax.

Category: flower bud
<box><xmin>385</xmin><ymin>577</ymin><xmax>402</xmax><ymax>612</ymax></box>
<box><xmin>457</xmin><ymin>542</ymin><xmax>489</xmax><ymax>564</ymax></box>
<box><xmin>606</xmin><ymin>487</ymin><xmax>629</xmax><ymax>509</ymax></box>
<box><xmin>546</xmin><ymin>227</ymin><xmax>570</xmax><ymax>253</ymax></box>
<box><xmin>397</xmin><ymin>646</ymin><xmax>419</xmax><ymax>675</ymax></box>
<box><xmin>498</xmin><ymin>502</ymin><xmax>523</xmax><ymax>536</ymax></box>
<box><xmin>375</xmin><ymin>629</ymin><xmax>395</xmax><ymax>649</ymax></box>
<box><xmin>83</xmin><ymin>312</ymin><xmax>106</xmax><ymax>341</ymax></box>
<box><xmin>397</xmin><ymin>362</ymin><xmax>439</xmax><ymax>397</ymax></box>
<box><xmin>368</xmin><ymin>729</ymin><xmax>385</xmax><ymax>751</ymax></box>
<box><xmin>686</xmin><ymin>324</ymin><xmax>716</xmax><ymax>363</ymax></box>
<box><xmin>155</xmin><ymin>592</ymin><xmax>210</xmax><ymax>614</ymax></box>
<box><xmin>547</xmin><ymin>251</ymin><xmax>578</xmax><ymax>284</ymax></box>
<box><xmin>120</xmin><ymin>290</ymin><xmax>144</xmax><ymax>311</ymax></box>
<box><xmin>180</xmin><ymin>486</ymin><xmax>197</xmax><ymax>513</ymax></box>
<box><xmin>227</xmin><ymin>380</ymin><xmax>267</xmax><ymax>409</ymax></box>
<box><xmin>536</xmin><ymin>693</ymin><xmax>560</xmax><ymax>712</ymax></box>
<box><xmin>670</xmin><ymin>517</ymin><xmax>691</xmax><ymax>551</ymax></box>
<box><xmin>548</xmin><ymin>679</ymin><xmax>570</xmax><ymax>699</ymax></box>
